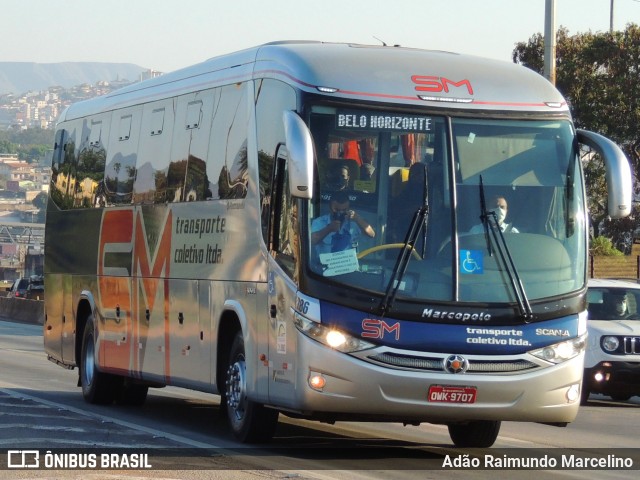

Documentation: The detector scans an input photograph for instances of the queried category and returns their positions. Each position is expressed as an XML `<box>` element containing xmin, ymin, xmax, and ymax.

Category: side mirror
<box><xmin>577</xmin><ymin>129</ymin><xmax>632</xmax><ymax>218</ymax></box>
<box><xmin>283</xmin><ymin>111</ymin><xmax>314</xmax><ymax>199</ymax></box>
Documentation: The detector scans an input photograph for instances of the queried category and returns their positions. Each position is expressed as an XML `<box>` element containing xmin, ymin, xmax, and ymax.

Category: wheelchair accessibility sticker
<box><xmin>460</xmin><ymin>250</ymin><xmax>483</xmax><ymax>274</ymax></box>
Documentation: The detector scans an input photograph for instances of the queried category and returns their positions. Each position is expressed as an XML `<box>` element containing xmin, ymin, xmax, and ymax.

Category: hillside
<box><xmin>0</xmin><ymin>62</ymin><xmax>148</xmax><ymax>95</ymax></box>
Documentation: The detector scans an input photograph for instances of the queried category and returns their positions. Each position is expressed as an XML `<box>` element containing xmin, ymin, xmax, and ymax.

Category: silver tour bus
<box><xmin>44</xmin><ymin>41</ymin><xmax>632</xmax><ymax>448</ymax></box>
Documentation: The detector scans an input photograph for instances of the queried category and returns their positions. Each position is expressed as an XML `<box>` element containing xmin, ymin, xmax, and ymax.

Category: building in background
<box><xmin>0</xmin><ymin>154</ymin><xmax>46</xmax><ymax>281</ymax></box>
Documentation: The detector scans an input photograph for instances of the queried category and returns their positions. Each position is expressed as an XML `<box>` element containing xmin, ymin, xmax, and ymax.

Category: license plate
<box><xmin>428</xmin><ymin>385</ymin><xmax>477</xmax><ymax>404</ymax></box>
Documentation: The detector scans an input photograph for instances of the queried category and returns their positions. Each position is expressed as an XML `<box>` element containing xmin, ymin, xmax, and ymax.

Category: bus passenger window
<box><xmin>75</xmin><ymin>118</ymin><xmax>108</xmax><ymax>209</ymax></box>
<box><xmin>104</xmin><ymin>111</ymin><xmax>141</xmax><ymax>205</ymax></box>
<box><xmin>272</xmin><ymin>156</ymin><xmax>299</xmax><ymax>280</ymax></box>
<box><xmin>208</xmin><ymin>84</ymin><xmax>249</xmax><ymax>200</ymax></box>
<box><xmin>50</xmin><ymin>126</ymin><xmax>79</xmax><ymax>210</ymax></box>
<box><xmin>134</xmin><ymin>103</ymin><xmax>173</xmax><ymax>204</ymax></box>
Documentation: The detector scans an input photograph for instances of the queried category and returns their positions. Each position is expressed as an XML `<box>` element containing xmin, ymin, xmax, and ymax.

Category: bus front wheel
<box><xmin>225</xmin><ymin>332</ymin><xmax>279</xmax><ymax>443</ymax></box>
<box><xmin>448</xmin><ymin>420</ymin><xmax>501</xmax><ymax>448</ymax></box>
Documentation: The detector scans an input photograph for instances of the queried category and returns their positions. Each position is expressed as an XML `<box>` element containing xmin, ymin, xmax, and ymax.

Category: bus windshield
<box><xmin>306</xmin><ymin>106</ymin><xmax>585</xmax><ymax>304</ymax></box>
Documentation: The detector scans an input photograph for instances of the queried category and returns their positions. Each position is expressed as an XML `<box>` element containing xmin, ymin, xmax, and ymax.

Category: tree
<box><xmin>513</xmin><ymin>24</ymin><xmax>640</xmax><ymax>252</ymax></box>
<box><xmin>0</xmin><ymin>128</ymin><xmax>54</xmax><ymax>161</ymax></box>
<box><xmin>590</xmin><ymin>236</ymin><xmax>623</xmax><ymax>256</ymax></box>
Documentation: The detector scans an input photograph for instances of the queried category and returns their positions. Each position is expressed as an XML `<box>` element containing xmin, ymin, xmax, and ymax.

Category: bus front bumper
<box><xmin>286</xmin><ymin>332</ymin><xmax>583</xmax><ymax>424</ymax></box>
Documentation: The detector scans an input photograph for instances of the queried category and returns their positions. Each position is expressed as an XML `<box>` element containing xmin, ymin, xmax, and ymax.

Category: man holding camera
<box><xmin>311</xmin><ymin>190</ymin><xmax>375</xmax><ymax>255</ymax></box>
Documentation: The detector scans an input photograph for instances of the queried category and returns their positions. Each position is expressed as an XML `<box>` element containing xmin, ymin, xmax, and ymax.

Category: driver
<box><xmin>470</xmin><ymin>195</ymin><xmax>519</xmax><ymax>234</ymax></box>
<box><xmin>311</xmin><ymin>191</ymin><xmax>375</xmax><ymax>254</ymax></box>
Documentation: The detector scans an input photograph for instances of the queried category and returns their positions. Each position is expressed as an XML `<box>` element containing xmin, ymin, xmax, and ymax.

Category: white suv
<box><xmin>583</xmin><ymin>278</ymin><xmax>640</xmax><ymax>404</ymax></box>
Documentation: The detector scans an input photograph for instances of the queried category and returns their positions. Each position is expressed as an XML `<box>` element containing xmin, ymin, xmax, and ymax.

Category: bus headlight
<box><xmin>294</xmin><ymin>313</ymin><xmax>376</xmax><ymax>353</ymax></box>
<box><xmin>529</xmin><ymin>334</ymin><xmax>586</xmax><ymax>364</ymax></box>
<box><xmin>602</xmin><ymin>336</ymin><xmax>619</xmax><ymax>352</ymax></box>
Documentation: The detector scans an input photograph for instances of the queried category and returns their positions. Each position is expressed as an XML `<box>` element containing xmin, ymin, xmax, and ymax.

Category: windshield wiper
<box><xmin>479</xmin><ymin>176</ymin><xmax>493</xmax><ymax>256</ymax></box>
<box><xmin>379</xmin><ymin>164</ymin><xmax>428</xmax><ymax>316</ymax></box>
<box><xmin>478</xmin><ymin>176</ymin><xmax>533</xmax><ymax>322</ymax></box>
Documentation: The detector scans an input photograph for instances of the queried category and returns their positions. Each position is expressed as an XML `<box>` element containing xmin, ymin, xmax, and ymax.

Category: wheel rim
<box><xmin>83</xmin><ymin>336</ymin><xmax>95</xmax><ymax>386</ymax></box>
<box><xmin>226</xmin><ymin>358</ymin><xmax>247</xmax><ymax>422</ymax></box>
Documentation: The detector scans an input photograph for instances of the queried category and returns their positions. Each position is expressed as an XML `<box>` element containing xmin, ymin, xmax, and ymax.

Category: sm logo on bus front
<box><xmin>411</xmin><ymin>75</ymin><xmax>474</xmax><ymax>95</ymax></box>
<box><xmin>362</xmin><ymin>319</ymin><xmax>401</xmax><ymax>341</ymax></box>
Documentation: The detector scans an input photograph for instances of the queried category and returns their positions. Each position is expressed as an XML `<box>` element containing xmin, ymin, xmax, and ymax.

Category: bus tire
<box><xmin>448</xmin><ymin>420</ymin><xmax>501</xmax><ymax>448</ymax></box>
<box><xmin>80</xmin><ymin>315</ymin><xmax>118</xmax><ymax>405</ymax></box>
<box><xmin>225</xmin><ymin>332</ymin><xmax>279</xmax><ymax>443</ymax></box>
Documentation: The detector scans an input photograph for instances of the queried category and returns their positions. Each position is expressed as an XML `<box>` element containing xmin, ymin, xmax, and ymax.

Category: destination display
<box><xmin>336</xmin><ymin>109</ymin><xmax>434</xmax><ymax>132</ymax></box>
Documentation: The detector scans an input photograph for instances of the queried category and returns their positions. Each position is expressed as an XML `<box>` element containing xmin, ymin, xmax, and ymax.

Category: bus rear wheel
<box><xmin>448</xmin><ymin>420</ymin><xmax>501</xmax><ymax>448</ymax></box>
<box><xmin>224</xmin><ymin>332</ymin><xmax>279</xmax><ymax>443</ymax></box>
<box><xmin>80</xmin><ymin>315</ymin><xmax>118</xmax><ymax>405</ymax></box>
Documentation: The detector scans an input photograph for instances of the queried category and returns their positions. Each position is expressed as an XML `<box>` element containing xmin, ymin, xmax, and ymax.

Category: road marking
<box><xmin>0</xmin><ymin>387</ymin><xmax>227</xmax><ymax>449</ymax></box>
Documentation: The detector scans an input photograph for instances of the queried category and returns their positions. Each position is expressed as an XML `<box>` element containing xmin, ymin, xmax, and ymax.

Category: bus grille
<box><xmin>623</xmin><ymin>337</ymin><xmax>640</xmax><ymax>354</ymax></box>
<box><xmin>367</xmin><ymin>352</ymin><xmax>539</xmax><ymax>374</ymax></box>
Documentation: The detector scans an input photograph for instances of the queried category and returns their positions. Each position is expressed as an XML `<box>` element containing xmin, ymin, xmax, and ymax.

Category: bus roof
<box><xmin>60</xmin><ymin>41</ymin><xmax>569</xmax><ymax>121</ymax></box>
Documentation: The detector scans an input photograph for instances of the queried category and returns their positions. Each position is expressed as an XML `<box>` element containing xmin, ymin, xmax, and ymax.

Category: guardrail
<box><xmin>0</xmin><ymin>297</ymin><xmax>44</xmax><ymax>325</ymax></box>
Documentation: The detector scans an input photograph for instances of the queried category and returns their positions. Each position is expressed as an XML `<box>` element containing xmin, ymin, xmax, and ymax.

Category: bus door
<box><xmin>266</xmin><ymin>151</ymin><xmax>299</xmax><ymax>405</ymax></box>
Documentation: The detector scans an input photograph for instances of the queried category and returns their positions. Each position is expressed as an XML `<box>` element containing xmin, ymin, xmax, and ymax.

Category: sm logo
<box><xmin>362</xmin><ymin>318</ymin><xmax>401</xmax><ymax>341</ymax></box>
<box><xmin>411</xmin><ymin>75</ymin><xmax>474</xmax><ymax>96</ymax></box>
<box><xmin>98</xmin><ymin>208</ymin><xmax>173</xmax><ymax>293</ymax></box>
<box><xmin>96</xmin><ymin>207</ymin><xmax>173</xmax><ymax>375</ymax></box>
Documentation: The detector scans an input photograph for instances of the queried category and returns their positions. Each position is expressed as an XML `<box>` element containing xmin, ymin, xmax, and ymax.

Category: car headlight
<box><xmin>602</xmin><ymin>336</ymin><xmax>620</xmax><ymax>352</ymax></box>
<box><xmin>529</xmin><ymin>333</ymin><xmax>586</xmax><ymax>364</ymax></box>
<box><xmin>294</xmin><ymin>312</ymin><xmax>376</xmax><ymax>353</ymax></box>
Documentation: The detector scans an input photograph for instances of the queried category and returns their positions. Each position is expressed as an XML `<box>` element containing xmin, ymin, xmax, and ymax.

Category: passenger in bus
<box><xmin>326</xmin><ymin>163</ymin><xmax>351</xmax><ymax>192</ymax></box>
<box><xmin>311</xmin><ymin>190</ymin><xmax>375</xmax><ymax>254</ymax></box>
<box><xmin>469</xmin><ymin>195</ymin><xmax>520</xmax><ymax>234</ymax></box>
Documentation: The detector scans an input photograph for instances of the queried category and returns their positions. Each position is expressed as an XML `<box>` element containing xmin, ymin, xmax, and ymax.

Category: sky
<box><xmin>3</xmin><ymin>0</ymin><xmax>640</xmax><ymax>73</ymax></box>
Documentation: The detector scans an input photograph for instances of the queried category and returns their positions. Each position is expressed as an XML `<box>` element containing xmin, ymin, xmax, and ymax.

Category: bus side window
<box><xmin>271</xmin><ymin>153</ymin><xmax>298</xmax><ymax>280</ymax></box>
<box><xmin>167</xmin><ymin>92</ymin><xmax>214</xmax><ymax>202</ymax></box>
<box><xmin>207</xmin><ymin>83</ymin><xmax>249</xmax><ymax>200</ymax></box>
<box><xmin>185</xmin><ymin>98</ymin><xmax>213</xmax><ymax>201</ymax></box>
<box><xmin>134</xmin><ymin>102</ymin><xmax>174</xmax><ymax>204</ymax></box>
<box><xmin>76</xmin><ymin>115</ymin><xmax>110</xmax><ymax>208</ymax></box>
<box><xmin>104</xmin><ymin>109</ymin><xmax>141</xmax><ymax>205</ymax></box>
<box><xmin>50</xmin><ymin>125</ymin><xmax>80</xmax><ymax>210</ymax></box>
<box><xmin>255</xmin><ymin>78</ymin><xmax>297</xmax><ymax>244</ymax></box>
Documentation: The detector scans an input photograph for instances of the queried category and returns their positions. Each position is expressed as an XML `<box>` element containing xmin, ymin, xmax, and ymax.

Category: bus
<box><xmin>44</xmin><ymin>41</ymin><xmax>632</xmax><ymax>448</ymax></box>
